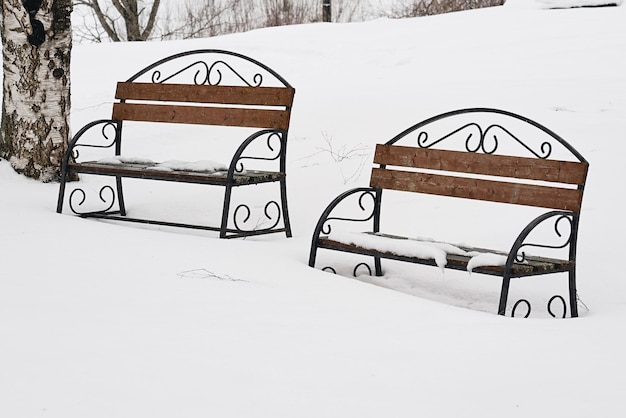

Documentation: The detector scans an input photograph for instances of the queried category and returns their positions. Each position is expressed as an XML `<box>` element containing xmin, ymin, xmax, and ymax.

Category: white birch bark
<box><xmin>1</xmin><ymin>0</ymin><xmax>73</xmax><ymax>182</ymax></box>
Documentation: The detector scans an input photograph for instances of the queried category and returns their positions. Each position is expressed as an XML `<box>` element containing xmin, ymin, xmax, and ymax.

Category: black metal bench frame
<box><xmin>308</xmin><ymin>108</ymin><xmax>589</xmax><ymax>318</ymax></box>
<box><xmin>56</xmin><ymin>50</ymin><xmax>295</xmax><ymax>239</ymax></box>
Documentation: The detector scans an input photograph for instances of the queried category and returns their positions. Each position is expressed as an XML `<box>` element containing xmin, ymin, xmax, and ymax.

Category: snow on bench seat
<box><xmin>319</xmin><ymin>232</ymin><xmax>572</xmax><ymax>276</ymax></box>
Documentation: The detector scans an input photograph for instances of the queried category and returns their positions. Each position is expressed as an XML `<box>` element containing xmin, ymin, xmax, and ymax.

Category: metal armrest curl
<box><xmin>499</xmin><ymin>210</ymin><xmax>579</xmax><ymax>317</ymax></box>
<box><xmin>308</xmin><ymin>187</ymin><xmax>380</xmax><ymax>267</ymax></box>
<box><xmin>505</xmin><ymin>210</ymin><xmax>577</xmax><ymax>271</ymax></box>
<box><xmin>227</xmin><ymin>129</ymin><xmax>287</xmax><ymax>176</ymax></box>
<box><xmin>63</xmin><ymin>119</ymin><xmax>122</xmax><ymax>167</ymax></box>
<box><xmin>56</xmin><ymin>119</ymin><xmax>122</xmax><ymax>215</ymax></box>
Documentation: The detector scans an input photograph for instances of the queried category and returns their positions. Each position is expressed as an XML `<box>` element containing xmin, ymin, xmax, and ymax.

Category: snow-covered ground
<box><xmin>2</xmin><ymin>1</ymin><xmax>626</xmax><ymax>416</ymax></box>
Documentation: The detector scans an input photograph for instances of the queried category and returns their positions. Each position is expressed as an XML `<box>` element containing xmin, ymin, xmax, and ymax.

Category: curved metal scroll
<box><xmin>548</xmin><ymin>295</ymin><xmax>567</xmax><ymax>318</ymax></box>
<box><xmin>416</xmin><ymin>122</ymin><xmax>552</xmax><ymax>159</ymax></box>
<box><xmin>69</xmin><ymin>185</ymin><xmax>116</xmax><ymax>215</ymax></box>
<box><xmin>386</xmin><ymin>108</ymin><xmax>586</xmax><ymax>163</ymax></box>
<box><xmin>353</xmin><ymin>263</ymin><xmax>372</xmax><ymax>277</ymax></box>
<box><xmin>233</xmin><ymin>201</ymin><xmax>281</xmax><ymax>233</ymax></box>
<box><xmin>511</xmin><ymin>295</ymin><xmax>568</xmax><ymax>318</ymax></box>
<box><xmin>511</xmin><ymin>299</ymin><xmax>532</xmax><ymax>318</ymax></box>
<box><xmin>66</xmin><ymin>120</ymin><xmax>121</xmax><ymax>162</ymax></box>
<box><xmin>319</xmin><ymin>189</ymin><xmax>377</xmax><ymax>236</ymax></box>
<box><xmin>513</xmin><ymin>213</ymin><xmax>574</xmax><ymax>264</ymax></box>
<box><xmin>309</xmin><ymin>187</ymin><xmax>380</xmax><ymax>268</ymax></box>
<box><xmin>151</xmin><ymin>60</ymin><xmax>263</xmax><ymax>87</ymax></box>
<box><xmin>125</xmin><ymin>49</ymin><xmax>293</xmax><ymax>88</ymax></box>
<box><xmin>318</xmin><ymin>263</ymin><xmax>373</xmax><ymax>277</ymax></box>
<box><xmin>230</xmin><ymin>130</ymin><xmax>284</xmax><ymax>174</ymax></box>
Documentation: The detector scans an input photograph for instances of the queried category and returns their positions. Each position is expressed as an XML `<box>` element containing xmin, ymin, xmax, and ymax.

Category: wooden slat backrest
<box><xmin>112</xmin><ymin>103</ymin><xmax>291</xmax><ymax>129</ymax></box>
<box><xmin>374</xmin><ymin>145</ymin><xmax>587</xmax><ymax>185</ymax></box>
<box><xmin>371</xmin><ymin>144</ymin><xmax>588</xmax><ymax>211</ymax></box>
<box><xmin>112</xmin><ymin>82</ymin><xmax>294</xmax><ymax>130</ymax></box>
<box><xmin>115</xmin><ymin>82</ymin><xmax>295</xmax><ymax>106</ymax></box>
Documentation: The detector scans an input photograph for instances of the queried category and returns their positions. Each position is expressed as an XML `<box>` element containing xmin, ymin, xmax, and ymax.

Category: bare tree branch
<box><xmin>74</xmin><ymin>0</ymin><xmax>504</xmax><ymax>43</ymax></box>
<box><xmin>142</xmin><ymin>0</ymin><xmax>160</xmax><ymax>40</ymax></box>
<box><xmin>88</xmin><ymin>0</ymin><xmax>122</xmax><ymax>41</ymax></box>
<box><xmin>75</xmin><ymin>0</ymin><xmax>162</xmax><ymax>41</ymax></box>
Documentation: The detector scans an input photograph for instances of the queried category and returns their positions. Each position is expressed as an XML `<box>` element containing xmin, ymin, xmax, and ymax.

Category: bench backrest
<box><xmin>113</xmin><ymin>83</ymin><xmax>294</xmax><ymax>130</ymax></box>
<box><xmin>111</xmin><ymin>49</ymin><xmax>295</xmax><ymax>131</ymax></box>
<box><xmin>370</xmin><ymin>109</ymin><xmax>588</xmax><ymax>212</ymax></box>
<box><xmin>372</xmin><ymin>145</ymin><xmax>587</xmax><ymax>211</ymax></box>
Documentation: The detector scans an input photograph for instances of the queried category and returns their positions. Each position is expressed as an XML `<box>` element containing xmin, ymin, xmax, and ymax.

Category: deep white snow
<box><xmin>2</xmin><ymin>2</ymin><xmax>626</xmax><ymax>417</ymax></box>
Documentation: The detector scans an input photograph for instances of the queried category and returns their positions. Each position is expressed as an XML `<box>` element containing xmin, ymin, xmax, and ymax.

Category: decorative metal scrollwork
<box><xmin>71</xmin><ymin>121</ymin><xmax>119</xmax><ymax>160</ymax></box>
<box><xmin>353</xmin><ymin>263</ymin><xmax>372</xmax><ymax>277</ymax></box>
<box><xmin>233</xmin><ymin>201</ymin><xmax>281</xmax><ymax>232</ymax></box>
<box><xmin>321</xmin><ymin>190</ymin><xmax>376</xmax><ymax>235</ymax></box>
<box><xmin>417</xmin><ymin>122</ymin><xmax>552</xmax><ymax>159</ymax></box>
<box><xmin>548</xmin><ymin>295</ymin><xmax>567</xmax><ymax>318</ymax></box>
<box><xmin>234</xmin><ymin>132</ymin><xmax>283</xmax><ymax>173</ymax></box>
<box><xmin>515</xmin><ymin>215</ymin><xmax>573</xmax><ymax>263</ymax></box>
<box><xmin>69</xmin><ymin>185</ymin><xmax>116</xmax><ymax>215</ymax></box>
<box><xmin>511</xmin><ymin>295</ymin><xmax>568</xmax><ymax>318</ymax></box>
<box><xmin>151</xmin><ymin>60</ymin><xmax>263</xmax><ymax>87</ymax></box>
<box><xmin>320</xmin><ymin>264</ymin><xmax>372</xmax><ymax>277</ymax></box>
<box><xmin>511</xmin><ymin>299</ymin><xmax>532</xmax><ymax>318</ymax></box>
<box><xmin>484</xmin><ymin>124</ymin><xmax>552</xmax><ymax>159</ymax></box>
<box><xmin>417</xmin><ymin>123</ymin><xmax>482</xmax><ymax>150</ymax></box>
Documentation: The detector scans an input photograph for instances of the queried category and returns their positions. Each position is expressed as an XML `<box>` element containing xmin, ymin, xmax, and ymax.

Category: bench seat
<box><xmin>69</xmin><ymin>161</ymin><xmax>284</xmax><ymax>186</ymax></box>
<box><xmin>317</xmin><ymin>234</ymin><xmax>573</xmax><ymax>277</ymax></box>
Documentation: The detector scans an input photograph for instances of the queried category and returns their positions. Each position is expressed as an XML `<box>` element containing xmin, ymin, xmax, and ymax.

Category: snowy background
<box><xmin>2</xmin><ymin>0</ymin><xmax>626</xmax><ymax>416</ymax></box>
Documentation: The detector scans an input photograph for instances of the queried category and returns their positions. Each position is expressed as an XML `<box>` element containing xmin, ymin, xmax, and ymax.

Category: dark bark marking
<box><xmin>22</xmin><ymin>0</ymin><xmax>46</xmax><ymax>46</ymax></box>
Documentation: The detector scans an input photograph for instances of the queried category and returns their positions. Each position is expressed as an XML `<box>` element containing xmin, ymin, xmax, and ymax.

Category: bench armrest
<box><xmin>62</xmin><ymin>119</ymin><xmax>122</xmax><ymax>168</ymax></box>
<box><xmin>227</xmin><ymin>129</ymin><xmax>287</xmax><ymax>176</ymax></box>
<box><xmin>505</xmin><ymin>210</ymin><xmax>579</xmax><ymax>272</ymax></box>
<box><xmin>308</xmin><ymin>187</ymin><xmax>381</xmax><ymax>267</ymax></box>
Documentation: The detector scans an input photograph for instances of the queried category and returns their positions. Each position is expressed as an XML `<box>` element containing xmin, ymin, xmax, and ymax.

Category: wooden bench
<box><xmin>56</xmin><ymin>49</ymin><xmax>295</xmax><ymax>238</ymax></box>
<box><xmin>308</xmin><ymin>108</ymin><xmax>589</xmax><ymax>317</ymax></box>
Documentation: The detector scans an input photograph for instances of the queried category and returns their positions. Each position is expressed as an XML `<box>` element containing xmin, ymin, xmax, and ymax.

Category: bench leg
<box><xmin>500</xmin><ymin>272</ymin><xmax>578</xmax><ymax>318</ymax></box>
<box><xmin>374</xmin><ymin>256</ymin><xmax>382</xmax><ymax>276</ymax></box>
<box><xmin>219</xmin><ymin>180</ymin><xmax>291</xmax><ymax>239</ymax></box>
<box><xmin>56</xmin><ymin>172</ymin><xmax>69</xmax><ymax>213</ymax></box>
<box><xmin>569</xmin><ymin>268</ymin><xmax>579</xmax><ymax>318</ymax></box>
<box><xmin>498</xmin><ymin>276</ymin><xmax>511</xmax><ymax>316</ymax></box>
<box><xmin>219</xmin><ymin>185</ymin><xmax>234</xmax><ymax>238</ymax></box>
<box><xmin>308</xmin><ymin>243</ymin><xmax>318</xmax><ymax>268</ymax></box>
<box><xmin>115</xmin><ymin>176</ymin><xmax>126</xmax><ymax>216</ymax></box>
<box><xmin>280</xmin><ymin>178</ymin><xmax>292</xmax><ymax>238</ymax></box>
<box><xmin>56</xmin><ymin>173</ymin><xmax>124</xmax><ymax>215</ymax></box>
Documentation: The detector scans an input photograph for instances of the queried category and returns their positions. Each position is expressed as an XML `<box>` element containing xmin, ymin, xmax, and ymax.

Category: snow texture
<box><xmin>506</xmin><ymin>0</ymin><xmax>623</xmax><ymax>8</ymax></box>
<box><xmin>96</xmin><ymin>156</ymin><xmax>228</xmax><ymax>172</ymax></box>
<box><xmin>158</xmin><ymin>159</ymin><xmax>228</xmax><ymax>173</ymax></box>
<box><xmin>2</xmin><ymin>2</ymin><xmax>626</xmax><ymax>417</ymax></box>
<box><xmin>329</xmin><ymin>232</ymin><xmax>508</xmax><ymax>272</ymax></box>
<box><xmin>96</xmin><ymin>156</ymin><xmax>155</xmax><ymax>165</ymax></box>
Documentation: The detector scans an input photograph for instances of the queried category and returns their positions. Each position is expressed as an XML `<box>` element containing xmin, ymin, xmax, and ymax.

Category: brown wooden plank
<box><xmin>112</xmin><ymin>103</ymin><xmax>290</xmax><ymax>129</ymax></box>
<box><xmin>115</xmin><ymin>82</ymin><xmax>295</xmax><ymax>107</ymax></box>
<box><xmin>370</xmin><ymin>168</ymin><xmax>583</xmax><ymax>211</ymax></box>
<box><xmin>374</xmin><ymin>144</ymin><xmax>588</xmax><ymax>185</ymax></box>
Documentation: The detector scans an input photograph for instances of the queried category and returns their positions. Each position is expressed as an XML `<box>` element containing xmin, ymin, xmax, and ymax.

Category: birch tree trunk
<box><xmin>0</xmin><ymin>0</ymin><xmax>73</xmax><ymax>182</ymax></box>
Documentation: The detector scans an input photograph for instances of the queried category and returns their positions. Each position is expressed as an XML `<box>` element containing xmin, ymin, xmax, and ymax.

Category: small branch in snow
<box><xmin>177</xmin><ymin>269</ymin><xmax>247</xmax><ymax>282</ymax></box>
